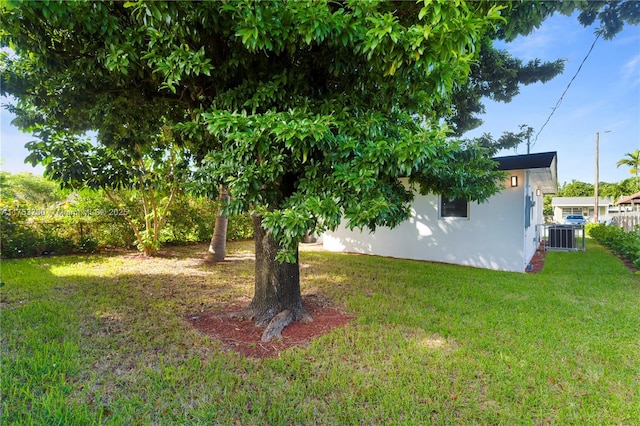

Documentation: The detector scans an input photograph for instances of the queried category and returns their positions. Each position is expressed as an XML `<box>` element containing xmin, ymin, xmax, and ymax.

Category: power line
<box><xmin>533</xmin><ymin>31</ymin><xmax>601</xmax><ymax>147</ymax></box>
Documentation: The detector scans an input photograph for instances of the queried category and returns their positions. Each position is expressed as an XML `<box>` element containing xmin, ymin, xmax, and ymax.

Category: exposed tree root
<box><xmin>230</xmin><ymin>304</ymin><xmax>313</xmax><ymax>343</ymax></box>
<box><xmin>261</xmin><ymin>309</ymin><xmax>293</xmax><ymax>342</ymax></box>
<box><xmin>261</xmin><ymin>308</ymin><xmax>314</xmax><ymax>342</ymax></box>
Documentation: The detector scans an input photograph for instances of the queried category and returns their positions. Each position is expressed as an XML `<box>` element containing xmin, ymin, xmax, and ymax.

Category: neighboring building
<box><xmin>551</xmin><ymin>197</ymin><xmax>614</xmax><ymax>224</ymax></box>
<box><xmin>611</xmin><ymin>192</ymin><xmax>640</xmax><ymax>231</ymax></box>
<box><xmin>323</xmin><ymin>152</ymin><xmax>557</xmax><ymax>273</ymax></box>
<box><xmin>616</xmin><ymin>191</ymin><xmax>640</xmax><ymax>210</ymax></box>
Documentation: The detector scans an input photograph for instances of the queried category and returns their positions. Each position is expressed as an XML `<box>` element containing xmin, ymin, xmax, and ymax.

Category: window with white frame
<box><xmin>440</xmin><ymin>196</ymin><xmax>468</xmax><ymax>218</ymax></box>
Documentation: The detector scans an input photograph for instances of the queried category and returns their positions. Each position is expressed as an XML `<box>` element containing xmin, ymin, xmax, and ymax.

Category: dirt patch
<box><xmin>187</xmin><ymin>294</ymin><xmax>354</xmax><ymax>359</ymax></box>
<box><xmin>612</xmin><ymin>252</ymin><xmax>638</xmax><ymax>274</ymax></box>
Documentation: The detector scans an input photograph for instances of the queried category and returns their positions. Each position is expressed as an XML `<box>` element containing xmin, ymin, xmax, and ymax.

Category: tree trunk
<box><xmin>238</xmin><ymin>214</ymin><xmax>312</xmax><ymax>342</ymax></box>
<box><xmin>205</xmin><ymin>187</ymin><xmax>229</xmax><ymax>263</ymax></box>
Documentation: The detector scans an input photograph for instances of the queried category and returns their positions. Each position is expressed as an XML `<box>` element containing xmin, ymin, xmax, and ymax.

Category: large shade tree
<box><xmin>2</xmin><ymin>1</ymin><xmax>638</xmax><ymax>340</ymax></box>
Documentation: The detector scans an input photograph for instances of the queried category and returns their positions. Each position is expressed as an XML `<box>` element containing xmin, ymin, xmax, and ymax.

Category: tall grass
<box><xmin>1</xmin><ymin>240</ymin><xmax>639</xmax><ymax>424</ymax></box>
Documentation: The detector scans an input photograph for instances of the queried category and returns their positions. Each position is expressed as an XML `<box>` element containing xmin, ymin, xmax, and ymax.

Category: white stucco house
<box><xmin>323</xmin><ymin>151</ymin><xmax>558</xmax><ymax>273</ymax></box>
<box><xmin>551</xmin><ymin>196</ymin><xmax>614</xmax><ymax>224</ymax></box>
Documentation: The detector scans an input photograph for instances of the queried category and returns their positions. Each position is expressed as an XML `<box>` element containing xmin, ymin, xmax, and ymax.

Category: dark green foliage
<box><xmin>558</xmin><ymin>180</ymin><xmax>595</xmax><ymax>197</ymax></box>
<box><xmin>161</xmin><ymin>195</ymin><xmax>217</xmax><ymax>244</ymax></box>
<box><xmin>0</xmin><ymin>207</ymin><xmax>100</xmax><ymax>258</ymax></box>
<box><xmin>0</xmin><ymin>208</ymin><xmax>39</xmax><ymax>258</ymax></box>
<box><xmin>616</xmin><ymin>178</ymin><xmax>640</xmax><ymax>196</ymax></box>
<box><xmin>156</xmin><ymin>194</ymin><xmax>254</xmax><ymax>244</ymax></box>
<box><xmin>0</xmin><ymin>175</ymin><xmax>253</xmax><ymax>258</ymax></box>
<box><xmin>495</xmin><ymin>0</ymin><xmax>639</xmax><ymax>42</ymax></box>
<box><xmin>463</xmin><ymin>124</ymin><xmax>535</xmax><ymax>156</ymax></box>
<box><xmin>588</xmin><ymin>223</ymin><xmax>640</xmax><ymax>268</ymax></box>
<box><xmin>0</xmin><ymin>211</ymin><xmax>253</xmax><ymax>259</ymax></box>
<box><xmin>554</xmin><ymin>179</ymin><xmax>640</xmax><ymax>200</ymax></box>
<box><xmin>226</xmin><ymin>213</ymin><xmax>255</xmax><ymax>241</ymax></box>
<box><xmin>575</xmin><ymin>0</ymin><xmax>640</xmax><ymax>40</ymax></box>
<box><xmin>23</xmin><ymin>127</ymin><xmax>191</xmax><ymax>255</ymax></box>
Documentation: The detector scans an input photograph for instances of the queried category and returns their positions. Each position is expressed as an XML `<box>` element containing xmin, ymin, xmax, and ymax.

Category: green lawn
<box><xmin>1</xmin><ymin>240</ymin><xmax>639</xmax><ymax>425</ymax></box>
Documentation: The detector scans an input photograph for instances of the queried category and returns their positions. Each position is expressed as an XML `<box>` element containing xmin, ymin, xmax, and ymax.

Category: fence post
<box><xmin>610</xmin><ymin>212</ymin><xmax>640</xmax><ymax>232</ymax></box>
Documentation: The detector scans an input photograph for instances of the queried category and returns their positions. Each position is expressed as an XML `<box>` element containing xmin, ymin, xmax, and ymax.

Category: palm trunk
<box><xmin>205</xmin><ymin>187</ymin><xmax>229</xmax><ymax>263</ymax></box>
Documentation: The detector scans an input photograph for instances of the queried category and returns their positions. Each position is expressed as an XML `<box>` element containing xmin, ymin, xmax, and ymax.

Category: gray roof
<box><xmin>552</xmin><ymin>197</ymin><xmax>613</xmax><ymax>207</ymax></box>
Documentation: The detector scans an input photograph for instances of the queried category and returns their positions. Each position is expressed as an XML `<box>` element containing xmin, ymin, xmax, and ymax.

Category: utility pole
<box><xmin>595</xmin><ymin>130</ymin><xmax>612</xmax><ymax>224</ymax></box>
<box><xmin>595</xmin><ymin>131</ymin><xmax>599</xmax><ymax>224</ymax></box>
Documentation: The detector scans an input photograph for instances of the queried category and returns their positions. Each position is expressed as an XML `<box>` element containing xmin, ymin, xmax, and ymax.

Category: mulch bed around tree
<box><xmin>526</xmin><ymin>248</ymin><xmax>547</xmax><ymax>274</ymax></box>
<box><xmin>187</xmin><ymin>294</ymin><xmax>354</xmax><ymax>359</ymax></box>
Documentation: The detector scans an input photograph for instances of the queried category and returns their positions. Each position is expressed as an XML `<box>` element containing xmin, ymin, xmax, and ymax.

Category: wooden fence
<box><xmin>610</xmin><ymin>212</ymin><xmax>640</xmax><ymax>232</ymax></box>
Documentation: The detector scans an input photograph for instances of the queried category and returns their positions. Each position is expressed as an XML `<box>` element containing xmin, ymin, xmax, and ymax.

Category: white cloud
<box><xmin>621</xmin><ymin>54</ymin><xmax>640</xmax><ymax>88</ymax></box>
<box><xmin>499</xmin><ymin>14</ymin><xmax>584</xmax><ymax>61</ymax></box>
<box><xmin>500</xmin><ymin>32</ymin><xmax>553</xmax><ymax>61</ymax></box>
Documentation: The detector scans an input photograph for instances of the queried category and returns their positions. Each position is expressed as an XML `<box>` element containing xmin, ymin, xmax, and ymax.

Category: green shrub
<box><xmin>0</xmin><ymin>214</ymin><xmax>39</xmax><ymax>258</ymax></box>
<box><xmin>77</xmin><ymin>235</ymin><xmax>99</xmax><ymax>252</ymax></box>
<box><xmin>227</xmin><ymin>213</ymin><xmax>254</xmax><ymax>241</ymax></box>
<box><xmin>584</xmin><ymin>222</ymin><xmax>598</xmax><ymax>236</ymax></box>
<box><xmin>157</xmin><ymin>196</ymin><xmax>254</xmax><ymax>244</ymax></box>
<box><xmin>37</xmin><ymin>224</ymin><xmax>77</xmax><ymax>254</ymax></box>
<box><xmin>0</xmin><ymin>197</ymin><xmax>125</xmax><ymax>258</ymax></box>
<box><xmin>59</xmin><ymin>189</ymin><xmax>135</xmax><ymax>248</ymax></box>
<box><xmin>1</xmin><ymin>178</ymin><xmax>255</xmax><ymax>258</ymax></box>
<box><xmin>588</xmin><ymin>223</ymin><xmax>640</xmax><ymax>268</ymax></box>
<box><xmin>162</xmin><ymin>195</ymin><xmax>217</xmax><ymax>244</ymax></box>
<box><xmin>1</xmin><ymin>201</ymin><xmax>42</xmax><ymax>257</ymax></box>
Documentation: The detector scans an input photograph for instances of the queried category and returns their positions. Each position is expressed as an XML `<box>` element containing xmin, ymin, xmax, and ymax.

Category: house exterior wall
<box><xmin>323</xmin><ymin>174</ymin><xmax>531</xmax><ymax>272</ymax></box>
<box><xmin>525</xmin><ymin>172</ymin><xmax>546</xmax><ymax>269</ymax></box>
<box><xmin>551</xmin><ymin>197</ymin><xmax>613</xmax><ymax>223</ymax></box>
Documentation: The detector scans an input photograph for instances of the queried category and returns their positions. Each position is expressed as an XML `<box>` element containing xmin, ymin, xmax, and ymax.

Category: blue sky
<box><xmin>1</xmin><ymin>12</ymin><xmax>639</xmax><ymax>186</ymax></box>
<box><xmin>466</xmin><ymin>13</ymin><xmax>640</xmax><ymax>186</ymax></box>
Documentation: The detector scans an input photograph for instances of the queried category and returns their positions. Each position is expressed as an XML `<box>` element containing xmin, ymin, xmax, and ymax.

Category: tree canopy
<box><xmin>1</xmin><ymin>0</ymin><xmax>511</xmax><ymax>259</ymax></box>
<box><xmin>557</xmin><ymin>180</ymin><xmax>595</xmax><ymax>198</ymax></box>
<box><xmin>555</xmin><ymin>178</ymin><xmax>640</xmax><ymax>200</ymax></box>
<box><xmin>0</xmin><ymin>171</ymin><xmax>66</xmax><ymax>205</ymax></box>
